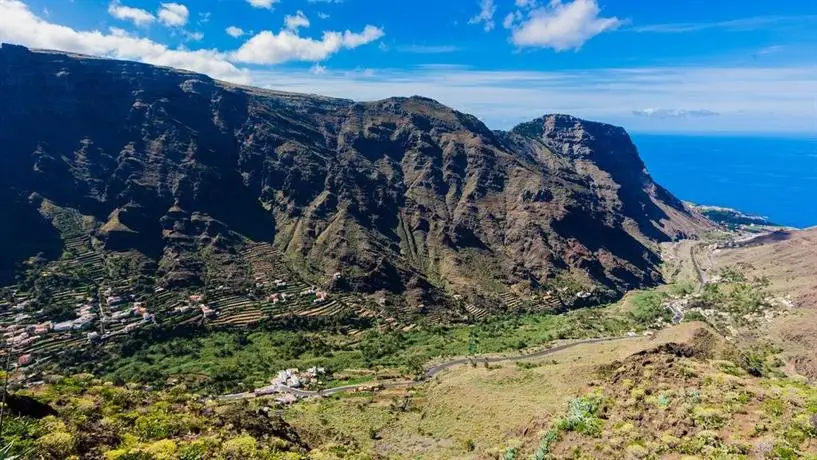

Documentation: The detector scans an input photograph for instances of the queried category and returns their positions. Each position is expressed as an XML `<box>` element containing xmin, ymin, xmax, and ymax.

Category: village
<box><xmin>0</xmin><ymin>243</ymin><xmax>349</xmax><ymax>386</ymax></box>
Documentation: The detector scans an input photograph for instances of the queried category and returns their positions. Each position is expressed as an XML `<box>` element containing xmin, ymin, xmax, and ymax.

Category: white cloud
<box><xmin>310</xmin><ymin>63</ymin><xmax>326</xmax><ymax>74</ymax></box>
<box><xmin>515</xmin><ymin>0</ymin><xmax>536</xmax><ymax>7</ymax></box>
<box><xmin>247</xmin><ymin>0</ymin><xmax>278</xmax><ymax>9</ymax></box>
<box><xmin>225</xmin><ymin>26</ymin><xmax>245</xmax><ymax>38</ymax></box>
<box><xmin>185</xmin><ymin>30</ymin><xmax>203</xmax><ymax>41</ymax></box>
<box><xmin>341</xmin><ymin>25</ymin><xmax>385</xmax><ymax>47</ymax></box>
<box><xmin>248</xmin><ymin>65</ymin><xmax>817</xmax><ymax>134</ymax></box>
<box><xmin>307</xmin><ymin>0</ymin><xmax>343</xmax><ymax>3</ymax></box>
<box><xmin>633</xmin><ymin>108</ymin><xmax>719</xmax><ymax>119</ymax></box>
<box><xmin>0</xmin><ymin>0</ymin><xmax>249</xmax><ymax>83</ymax></box>
<box><xmin>511</xmin><ymin>0</ymin><xmax>622</xmax><ymax>50</ymax></box>
<box><xmin>284</xmin><ymin>11</ymin><xmax>310</xmax><ymax>31</ymax></box>
<box><xmin>232</xmin><ymin>25</ymin><xmax>384</xmax><ymax>64</ymax></box>
<box><xmin>503</xmin><ymin>11</ymin><xmax>521</xmax><ymax>29</ymax></box>
<box><xmin>108</xmin><ymin>1</ymin><xmax>155</xmax><ymax>27</ymax></box>
<box><xmin>468</xmin><ymin>0</ymin><xmax>496</xmax><ymax>32</ymax></box>
<box><xmin>317</xmin><ymin>12</ymin><xmax>330</xmax><ymax>19</ymax></box>
<box><xmin>629</xmin><ymin>15</ymin><xmax>817</xmax><ymax>33</ymax></box>
<box><xmin>157</xmin><ymin>2</ymin><xmax>188</xmax><ymax>27</ymax></box>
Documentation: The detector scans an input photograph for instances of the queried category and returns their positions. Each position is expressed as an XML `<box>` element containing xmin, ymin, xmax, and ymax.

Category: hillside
<box><xmin>715</xmin><ymin>228</ymin><xmax>817</xmax><ymax>308</ymax></box>
<box><xmin>714</xmin><ymin>227</ymin><xmax>817</xmax><ymax>381</ymax></box>
<box><xmin>0</xmin><ymin>43</ymin><xmax>711</xmax><ymax>316</ymax></box>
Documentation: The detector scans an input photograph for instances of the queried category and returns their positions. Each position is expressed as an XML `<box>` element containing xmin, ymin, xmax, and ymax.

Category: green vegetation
<box><xmin>65</xmin><ymin>302</ymin><xmax>653</xmax><ymax>393</ymax></box>
<box><xmin>523</xmin><ymin>346</ymin><xmax>817</xmax><ymax>459</ymax></box>
<box><xmin>0</xmin><ymin>374</ymin><xmax>325</xmax><ymax>459</ymax></box>
<box><xmin>530</xmin><ymin>394</ymin><xmax>607</xmax><ymax>460</ymax></box>
<box><xmin>627</xmin><ymin>290</ymin><xmax>672</xmax><ymax>325</ymax></box>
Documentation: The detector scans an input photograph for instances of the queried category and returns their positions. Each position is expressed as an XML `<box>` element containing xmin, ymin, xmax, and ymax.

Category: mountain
<box><xmin>0</xmin><ymin>44</ymin><xmax>712</xmax><ymax>313</ymax></box>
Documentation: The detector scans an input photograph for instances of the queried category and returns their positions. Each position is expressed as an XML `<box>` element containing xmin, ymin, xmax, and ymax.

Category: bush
<box><xmin>36</xmin><ymin>431</ymin><xmax>76</xmax><ymax>459</ymax></box>
<box><xmin>532</xmin><ymin>429</ymin><xmax>559</xmax><ymax>460</ymax></box>
<box><xmin>221</xmin><ymin>434</ymin><xmax>258</xmax><ymax>459</ymax></box>
<box><xmin>144</xmin><ymin>439</ymin><xmax>178</xmax><ymax>459</ymax></box>
<box><xmin>692</xmin><ymin>406</ymin><xmax>726</xmax><ymax>429</ymax></box>
<box><xmin>134</xmin><ymin>413</ymin><xmax>175</xmax><ymax>441</ymax></box>
<box><xmin>557</xmin><ymin>396</ymin><xmax>604</xmax><ymax>437</ymax></box>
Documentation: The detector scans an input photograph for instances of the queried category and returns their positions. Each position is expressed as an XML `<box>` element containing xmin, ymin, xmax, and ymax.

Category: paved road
<box><xmin>689</xmin><ymin>242</ymin><xmax>707</xmax><ymax>292</ymax></box>
<box><xmin>217</xmin><ymin>335</ymin><xmax>632</xmax><ymax>402</ymax></box>
<box><xmin>667</xmin><ymin>302</ymin><xmax>685</xmax><ymax>325</ymax></box>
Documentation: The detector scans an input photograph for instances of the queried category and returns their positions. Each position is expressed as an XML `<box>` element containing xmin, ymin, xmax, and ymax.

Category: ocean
<box><xmin>632</xmin><ymin>134</ymin><xmax>817</xmax><ymax>229</ymax></box>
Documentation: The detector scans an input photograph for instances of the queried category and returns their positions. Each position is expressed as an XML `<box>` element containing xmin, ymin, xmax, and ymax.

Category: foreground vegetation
<box><xmin>0</xmin><ymin>373</ymin><xmax>334</xmax><ymax>459</ymax></box>
<box><xmin>9</xmin><ymin>323</ymin><xmax>817</xmax><ymax>459</ymax></box>
<box><xmin>521</xmin><ymin>343</ymin><xmax>817</xmax><ymax>459</ymax></box>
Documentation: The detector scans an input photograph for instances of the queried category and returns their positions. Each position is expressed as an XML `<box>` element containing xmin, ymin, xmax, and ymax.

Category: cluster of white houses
<box><xmin>299</xmin><ymin>287</ymin><xmax>330</xmax><ymax>304</ymax></box>
<box><xmin>2</xmin><ymin>297</ymin><xmax>98</xmax><ymax>349</ymax></box>
<box><xmin>271</xmin><ymin>366</ymin><xmax>326</xmax><ymax>389</ymax></box>
<box><xmin>173</xmin><ymin>294</ymin><xmax>218</xmax><ymax>319</ymax></box>
<box><xmin>1</xmin><ymin>286</ymin><xmax>162</xmax><ymax>367</ymax></box>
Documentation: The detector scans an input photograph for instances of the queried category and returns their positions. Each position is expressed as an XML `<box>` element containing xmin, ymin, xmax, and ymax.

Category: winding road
<box><xmin>219</xmin><ymin>241</ymin><xmax>722</xmax><ymax>402</ymax></box>
<box><xmin>218</xmin><ymin>336</ymin><xmax>632</xmax><ymax>401</ymax></box>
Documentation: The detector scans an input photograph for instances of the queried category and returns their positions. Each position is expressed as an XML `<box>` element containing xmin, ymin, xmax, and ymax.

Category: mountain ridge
<box><xmin>0</xmin><ymin>43</ymin><xmax>714</xmax><ymax>315</ymax></box>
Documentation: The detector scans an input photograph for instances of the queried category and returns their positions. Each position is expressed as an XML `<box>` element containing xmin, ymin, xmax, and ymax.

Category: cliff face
<box><xmin>0</xmin><ymin>44</ymin><xmax>712</xmax><ymax>307</ymax></box>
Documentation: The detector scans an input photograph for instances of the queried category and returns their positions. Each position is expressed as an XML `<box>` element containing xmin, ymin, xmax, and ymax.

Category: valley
<box><xmin>0</xmin><ymin>45</ymin><xmax>816</xmax><ymax>459</ymax></box>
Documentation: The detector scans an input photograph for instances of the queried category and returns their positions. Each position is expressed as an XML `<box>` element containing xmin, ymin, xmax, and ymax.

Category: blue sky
<box><xmin>1</xmin><ymin>0</ymin><xmax>816</xmax><ymax>133</ymax></box>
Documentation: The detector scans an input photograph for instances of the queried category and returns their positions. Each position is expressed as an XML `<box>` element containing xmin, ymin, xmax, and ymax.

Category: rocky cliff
<box><xmin>0</xmin><ymin>44</ymin><xmax>713</xmax><ymax>310</ymax></box>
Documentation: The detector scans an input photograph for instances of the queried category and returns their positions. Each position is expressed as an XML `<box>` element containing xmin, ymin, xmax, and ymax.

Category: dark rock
<box><xmin>0</xmin><ymin>45</ymin><xmax>714</xmax><ymax>310</ymax></box>
<box><xmin>1</xmin><ymin>391</ymin><xmax>58</xmax><ymax>418</ymax></box>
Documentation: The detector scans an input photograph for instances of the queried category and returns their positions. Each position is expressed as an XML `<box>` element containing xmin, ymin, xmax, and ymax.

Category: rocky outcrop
<box><xmin>0</xmin><ymin>44</ymin><xmax>713</xmax><ymax>308</ymax></box>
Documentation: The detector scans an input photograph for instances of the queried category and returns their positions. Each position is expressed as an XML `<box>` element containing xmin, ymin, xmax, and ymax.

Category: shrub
<box><xmin>503</xmin><ymin>446</ymin><xmax>519</xmax><ymax>460</ymax></box>
<box><xmin>625</xmin><ymin>443</ymin><xmax>648</xmax><ymax>458</ymax></box>
<box><xmin>36</xmin><ymin>431</ymin><xmax>76</xmax><ymax>459</ymax></box>
<box><xmin>221</xmin><ymin>434</ymin><xmax>258</xmax><ymax>459</ymax></box>
<box><xmin>532</xmin><ymin>429</ymin><xmax>559</xmax><ymax>460</ymax></box>
<box><xmin>692</xmin><ymin>406</ymin><xmax>726</xmax><ymax>429</ymax></box>
<box><xmin>144</xmin><ymin>439</ymin><xmax>178</xmax><ymax>460</ymax></box>
<box><xmin>557</xmin><ymin>396</ymin><xmax>604</xmax><ymax>437</ymax></box>
<box><xmin>134</xmin><ymin>413</ymin><xmax>175</xmax><ymax>441</ymax></box>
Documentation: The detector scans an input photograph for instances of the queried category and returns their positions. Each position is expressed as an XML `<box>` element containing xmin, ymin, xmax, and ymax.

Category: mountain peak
<box><xmin>0</xmin><ymin>47</ymin><xmax>713</xmax><ymax>313</ymax></box>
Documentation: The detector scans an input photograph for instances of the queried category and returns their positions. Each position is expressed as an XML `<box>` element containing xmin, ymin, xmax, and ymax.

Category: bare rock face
<box><xmin>0</xmin><ymin>44</ymin><xmax>713</xmax><ymax>308</ymax></box>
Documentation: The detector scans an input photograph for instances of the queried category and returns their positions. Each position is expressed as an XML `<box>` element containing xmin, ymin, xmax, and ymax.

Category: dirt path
<box><xmin>218</xmin><ymin>336</ymin><xmax>634</xmax><ymax>401</ymax></box>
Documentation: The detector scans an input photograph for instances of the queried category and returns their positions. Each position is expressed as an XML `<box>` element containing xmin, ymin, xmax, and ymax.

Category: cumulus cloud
<box><xmin>284</xmin><ymin>11</ymin><xmax>310</xmax><ymax>31</ymax></box>
<box><xmin>0</xmin><ymin>0</ymin><xmax>248</xmax><ymax>83</ymax></box>
<box><xmin>511</xmin><ymin>0</ymin><xmax>622</xmax><ymax>50</ymax></box>
<box><xmin>157</xmin><ymin>2</ymin><xmax>188</xmax><ymax>27</ymax></box>
<box><xmin>247</xmin><ymin>0</ymin><xmax>278</xmax><ymax>9</ymax></box>
<box><xmin>469</xmin><ymin>0</ymin><xmax>496</xmax><ymax>32</ymax></box>
<box><xmin>225</xmin><ymin>26</ymin><xmax>245</xmax><ymax>38</ymax></box>
<box><xmin>232</xmin><ymin>25</ymin><xmax>384</xmax><ymax>64</ymax></box>
<box><xmin>108</xmin><ymin>1</ymin><xmax>155</xmax><ymax>27</ymax></box>
<box><xmin>632</xmin><ymin>108</ymin><xmax>720</xmax><ymax>118</ymax></box>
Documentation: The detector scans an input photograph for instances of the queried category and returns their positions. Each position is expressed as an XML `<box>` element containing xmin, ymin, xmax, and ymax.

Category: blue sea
<box><xmin>631</xmin><ymin>134</ymin><xmax>817</xmax><ymax>229</ymax></box>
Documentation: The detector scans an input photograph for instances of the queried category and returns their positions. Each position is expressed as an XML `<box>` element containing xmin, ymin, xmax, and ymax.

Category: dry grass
<box><xmin>713</xmin><ymin>229</ymin><xmax>817</xmax><ymax>382</ymax></box>
<box><xmin>288</xmin><ymin>323</ymin><xmax>708</xmax><ymax>459</ymax></box>
<box><xmin>714</xmin><ymin>228</ymin><xmax>817</xmax><ymax>308</ymax></box>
